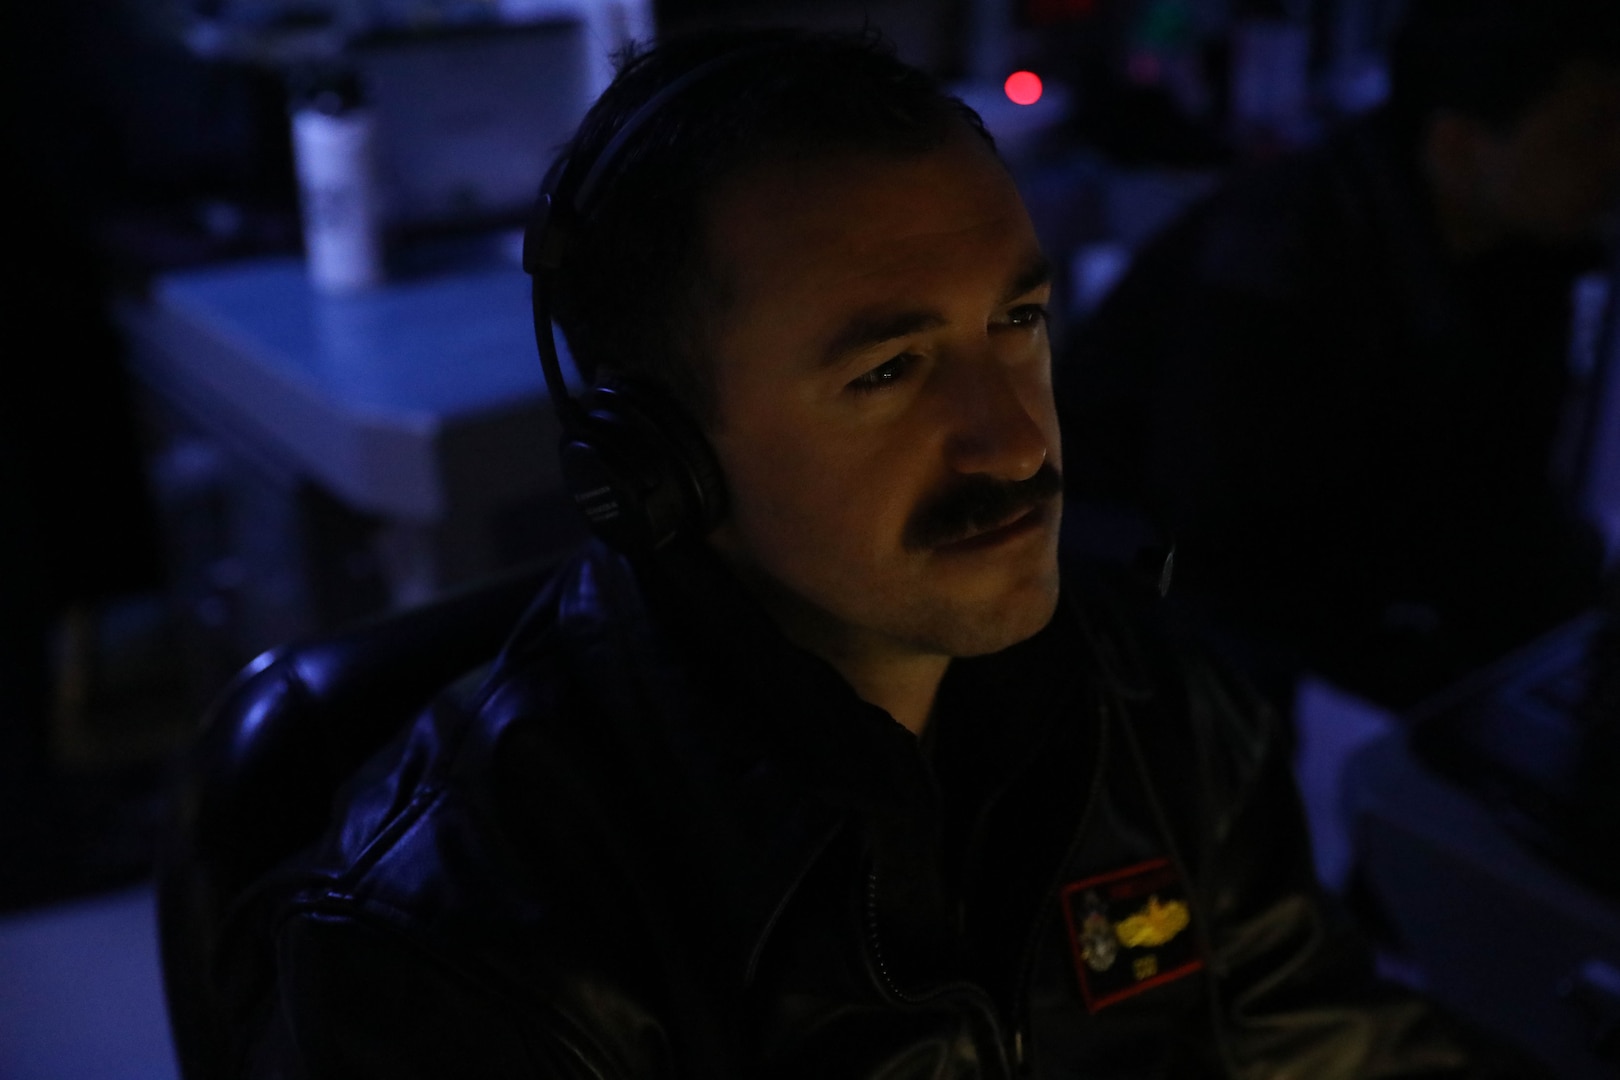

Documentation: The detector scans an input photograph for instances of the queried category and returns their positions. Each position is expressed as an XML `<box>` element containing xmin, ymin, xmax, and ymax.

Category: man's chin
<box><xmin>935</xmin><ymin>563</ymin><xmax>1063</xmax><ymax>659</ymax></box>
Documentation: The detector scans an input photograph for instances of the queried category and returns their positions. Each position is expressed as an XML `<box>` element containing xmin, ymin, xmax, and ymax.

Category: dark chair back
<box><xmin>156</xmin><ymin>561</ymin><xmax>555</xmax><ymax>1080</ymax></box>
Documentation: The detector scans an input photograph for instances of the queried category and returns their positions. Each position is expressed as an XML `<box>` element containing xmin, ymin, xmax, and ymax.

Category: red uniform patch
<box><xmin>1060</xmin><ymin>857</ymin><xmax>1203</xmax><ymax>1012</ymax></box>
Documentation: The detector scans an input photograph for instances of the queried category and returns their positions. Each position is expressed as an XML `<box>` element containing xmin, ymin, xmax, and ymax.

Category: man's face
<box><xmin>701</xmin><ymin>132</ymin><xmax>1062</xmax><ymax>667</ymax></box>
<box><xmin>1476</xmin><ymin>60</ymin><xmax>1620</xmax><ymax>245</ymax></box>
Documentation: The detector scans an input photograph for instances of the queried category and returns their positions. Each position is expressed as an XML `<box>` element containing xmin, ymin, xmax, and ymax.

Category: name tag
<box><xmin>1060</xmin><ymin>857</ymin><xmax>1203</xmax><ymax>1012</ymax></box>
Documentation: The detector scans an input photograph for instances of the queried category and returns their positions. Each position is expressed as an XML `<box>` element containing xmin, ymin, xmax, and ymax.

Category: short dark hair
<box><xmin>545</xmin><ymin>27</ymin><xmax>995</xmax><ymax>423</ymax></box>
<box><xmin>1390</xmin><ymin>0</ymin><xmax>1620</xmax><ymax>137</ymax></box>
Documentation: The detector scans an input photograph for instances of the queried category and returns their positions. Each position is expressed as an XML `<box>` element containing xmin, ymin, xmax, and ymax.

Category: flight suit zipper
<box><xmin>863</xmin><ymin>863</ymin><xmax>1015</xmax><ymax>1078</ymax></box>
<box><xmin>856</xmin><ymin>647</ymin><xmax>1109</xmax><ymax>1074</ymax></box>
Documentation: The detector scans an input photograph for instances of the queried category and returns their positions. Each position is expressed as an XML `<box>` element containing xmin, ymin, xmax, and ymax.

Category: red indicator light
<box><xmin>1004</xmin><ymin>71</ymin><xmax>1043</xmax><ymax>106</ymax></box>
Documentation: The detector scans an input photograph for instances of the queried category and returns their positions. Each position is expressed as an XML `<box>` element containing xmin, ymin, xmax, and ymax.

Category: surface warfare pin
<box><xmin>1060</xmin><ymin>857</ymin><xmax>1203</xmax><ymax>1012</ymax></box>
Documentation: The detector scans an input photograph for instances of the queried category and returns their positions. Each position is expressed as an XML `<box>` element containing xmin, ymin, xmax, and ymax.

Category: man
<box><xmin>1060</xmin><ymin>0</ymin><xmax>1620</xmax><ymax>709</ymax></box>
<box><xmin>230</xmin><ymin>28</ymin><xmax>1498</xmax><ymax>1078</ymax></box>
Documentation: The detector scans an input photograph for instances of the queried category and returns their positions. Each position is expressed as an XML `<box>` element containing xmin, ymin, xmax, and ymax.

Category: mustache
<box><xmin>903</xmin><ymin>462</ymin><xmax>1063</xmax><ymax>551</ymax></box>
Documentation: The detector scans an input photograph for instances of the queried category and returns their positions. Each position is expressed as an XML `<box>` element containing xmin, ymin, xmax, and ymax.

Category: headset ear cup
<box><xmin>559</xmin><ymin>384</ymin><xmax>727</xmax><ymax>552</ymax></box>
<box><xmin>558</xmin><ymin>432</ymin><xmax>663</xmax><ymax>554</ymax></box>
<box><xmin>615</xmin><ymin>386</ymin><xmax>727</xmax><ymax>533</ymax></box>
<box><xmin>529</xmin><ymin>43</ymin><xmax>794</xmax><ymax>551</ymax></box>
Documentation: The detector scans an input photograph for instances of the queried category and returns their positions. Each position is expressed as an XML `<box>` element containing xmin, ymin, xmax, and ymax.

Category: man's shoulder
<box><xmin>241</xmin><ymin>546</ymin><xmax>658</xmax><ymax>954</ymax></box>
<box><xmin>219</xmin><ymin>545</ymin><xmax>696</xmax><ymax>1073</ymax></box>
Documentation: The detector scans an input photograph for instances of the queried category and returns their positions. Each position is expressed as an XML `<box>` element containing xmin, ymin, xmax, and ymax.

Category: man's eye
<box><xmin>1006</xmin><ymin>304</ymin><xmax>1049</xmax><ymax>328</ymax></box>
<box><xmin>848</xmin><ymin>354</ymin><xmax>917</xmax><ymax>392</ymax></box>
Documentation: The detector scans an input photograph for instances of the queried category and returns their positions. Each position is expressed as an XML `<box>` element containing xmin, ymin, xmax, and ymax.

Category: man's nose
<box><xmin>940</xmin><ymin>355</ymin><xmax>1051</xmax><ymax>482</ymax></box>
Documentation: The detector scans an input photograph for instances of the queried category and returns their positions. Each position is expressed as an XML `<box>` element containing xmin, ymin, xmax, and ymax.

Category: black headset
<box><xmin>520</xmin><ymin>48</ymin><xmax>772</xmax><ymax>555</ymax></box>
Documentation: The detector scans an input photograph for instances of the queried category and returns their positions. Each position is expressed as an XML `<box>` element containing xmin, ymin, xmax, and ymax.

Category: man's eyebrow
<box><xmin>1002</xmin><ymin>253</ymin><xmax>1053</xmax><ymax>304</ymax></box>
<box><xmin>819</xmin><ymin>309</ymin><xmax>948</xmax><ymax>369</ymax></box>
<box><xmin>817</xmin><ymin>253</ymin><xmax>1054</xmax><ymax>370</ymax></box>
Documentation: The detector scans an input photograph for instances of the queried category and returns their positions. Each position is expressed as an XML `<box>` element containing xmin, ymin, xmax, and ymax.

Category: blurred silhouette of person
<box><xmin>1059</xmin><ymin>0</ymin><xmax>1620</xmax><ymax>710</ymax></box>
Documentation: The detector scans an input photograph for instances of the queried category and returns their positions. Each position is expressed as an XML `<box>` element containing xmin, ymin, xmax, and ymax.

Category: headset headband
<box><xmin>522</xmin><ymin>42</ymin><xmax>785</xmax><ymax>437</ymax></box>
<box><xmin>519</xmin><ymin>39</ymin><xmax>787</xmax><ymax>551</ymax></box>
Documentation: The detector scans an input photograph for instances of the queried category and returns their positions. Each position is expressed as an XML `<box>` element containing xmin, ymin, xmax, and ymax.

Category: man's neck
<box><xmin>766</xmin><ymin>608</ymin><xmax>951</xmax><ymax>738</ymax></box>
<box><xmin>819</xmin><ymin>648</ymin><xmax>950</xmax><ymax>739</ymax></box>
<box><xmin>714</xmin><ymin>554</ymin><xmax>952</xmax><ymax>737</ymax></box>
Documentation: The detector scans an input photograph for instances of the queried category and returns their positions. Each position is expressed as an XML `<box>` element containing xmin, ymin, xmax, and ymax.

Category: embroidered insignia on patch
<box><xmin>1060</xmin><ymin>858</ymin><xmax>1203</xmax><ymax>1012</ymax></box>
<box><xmin>1078</xmin><ymin>895</ymin><xmax>1117</xmax><ymax>972</ymax></box>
